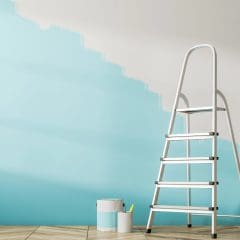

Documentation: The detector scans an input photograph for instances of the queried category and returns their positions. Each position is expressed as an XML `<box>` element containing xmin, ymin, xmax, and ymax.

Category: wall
<box><xmin>15</xmin><ymin>0</ymin><xmax>240</xmax><ymax>142</ymax></box>
<box><xmin>0</xmin><ymin>0</ymin><xmax>239</xmax><ymax>225</ymax></box>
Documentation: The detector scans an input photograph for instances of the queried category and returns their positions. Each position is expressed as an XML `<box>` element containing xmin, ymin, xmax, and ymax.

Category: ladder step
<box><xmin>155</xmin><ymin>181</ymin><xmax>218</xmax><ymax>188</ymax></box>
<box><xmin>176</xmin><ymin>106</ymin><xmax>226</xmax><ymax>114</ymax></box>
<box><xmin>166</xmin><ymin>132</ymin><xmax>218</xmax><ymax>141</ymax></box>
<box><xmin>161</xmin><ymin>157</ymin><xmax>218</xmax><ymax>164</ymax></box>
<box><xmin>150</xmin><ymin>205</ymin><xmax>217</xmax><ymax>214</ymax></box>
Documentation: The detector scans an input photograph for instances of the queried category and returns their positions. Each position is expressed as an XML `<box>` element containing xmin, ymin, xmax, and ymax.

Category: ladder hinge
<box><xmin>209</xmin><ymin>181</ymin><xmax>219</xmax><ymax>185</ymax></box>
<box><xmin>209</xmin><ymin>207</ymin><xmax>219</xmax><ymax>211</ymax></box>
<box><xmin>149</xmin><ymin>204</ymin><xmax>153</xmax><ymax>208</ymax></box>
<box><xmin>209</xmin><ymin>156</ymin><xmax>219</xmax><ymax>160</ymax></box>
<box><xmin>209</xmin><ymin>132</ymin><xmax>219</xmax><ymax>136</ymax></box>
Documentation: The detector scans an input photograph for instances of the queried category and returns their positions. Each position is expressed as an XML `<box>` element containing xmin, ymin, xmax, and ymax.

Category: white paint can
<box><xmin>97</xmin><ymin>199</ymin><xmax>124</xmax><ymax>231</ymax></box>
<box><xmin>117</xmin><ymin>211</ymin><xmax>133</xmax><ymax>233</ymax></box>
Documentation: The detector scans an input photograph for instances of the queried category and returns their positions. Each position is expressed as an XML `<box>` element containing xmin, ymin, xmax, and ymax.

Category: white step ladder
<box><xmin>145</xmin><ymin>44</ymin><xmax>240</xmax><ymax>239</ymax></box>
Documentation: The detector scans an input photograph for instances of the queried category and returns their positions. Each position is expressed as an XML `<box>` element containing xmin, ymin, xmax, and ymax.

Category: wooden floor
<box><xmin>0</xmin><ymin>226</ymin><xmax>240</xmax><ymax>240</ymax></box>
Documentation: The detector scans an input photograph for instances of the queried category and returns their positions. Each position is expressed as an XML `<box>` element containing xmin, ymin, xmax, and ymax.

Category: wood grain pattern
<box><xmin>0</xmin><ymin>226</ymin><xmax>239</xmax><ymax>240</ymax></box>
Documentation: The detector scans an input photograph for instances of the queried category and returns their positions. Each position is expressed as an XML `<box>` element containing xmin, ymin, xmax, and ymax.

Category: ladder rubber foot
<box><xmin>146</xmin><ymin>229</ymin><xmax>151</xmax><ymax>233</ymax></box>
<box><xmin>187</xmin><ymin>224</ymin><xmax>192</xmax><ymax>228</ymax></box>
<box><xmin>211</xmin><ymin>233</ymin><xmax>217</xmax><ymax>239</ymax></box>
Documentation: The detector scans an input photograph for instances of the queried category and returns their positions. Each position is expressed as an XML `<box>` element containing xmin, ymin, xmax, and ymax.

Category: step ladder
<box><xmin>145</xmin><ymin>44</ymin><xmax>240</xmax><ymax>239</ymax></box>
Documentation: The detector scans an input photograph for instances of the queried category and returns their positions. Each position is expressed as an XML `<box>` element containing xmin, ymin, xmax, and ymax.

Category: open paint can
<box><xmin>117</xmin><ymin>211</ymin><xmax>133</xmax><ymax>233</ymax></box>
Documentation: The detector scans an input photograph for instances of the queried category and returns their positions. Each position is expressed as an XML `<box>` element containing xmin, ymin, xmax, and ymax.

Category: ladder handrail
<box><xmin>179</xmin><ymin>93</ymin><xmax>190</xmax><ymax>108</ymax></box>
<box><xmin>168</xmin><ymin>44</ymin><xmax>217</xmax><ymax>135</ymax></box>
<box><xmin>217</xmin><ymin>90</ymin><xmax>240</xmax><ymax>177</ymax></box>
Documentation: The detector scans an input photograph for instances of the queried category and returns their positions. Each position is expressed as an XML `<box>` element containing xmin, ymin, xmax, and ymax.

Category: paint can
<box><xmin>117</xmin><ymin>211</ymin><xmax>133</xmax><ymax>233</ymax></box>
<box><xmin>97</xmin><ymin>199</ymin><xmax>124</xmax><ymax>231</ymax></box>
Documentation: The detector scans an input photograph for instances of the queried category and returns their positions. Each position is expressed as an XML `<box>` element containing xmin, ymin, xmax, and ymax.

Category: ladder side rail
<box><xmin>193</xmin><ymin>44</ymin><xmax>218</xmax><ymax>237</ymax></box>
<box><xmin>180</xmin><ymin>93</ymin><xmax>192</xmax><ymax>226</ymax></box>
<box><xmin>186</xmin><ymin>102</ymin><xmax>192</xmax><ymax>226</ymax></box>
<box><xmin>146</xmin><ymin>166</ymin><xmax>167</xmax><ymax>230</ymax></box>
<box><xmin>217</xmin><ymin>90</ymin><xmax>240</xmax><ymax>177</ymax></box>
<box><xmin>210</xmin><ymin>45</ymin><xmax>218</xmax><ymax>238</ymax></box>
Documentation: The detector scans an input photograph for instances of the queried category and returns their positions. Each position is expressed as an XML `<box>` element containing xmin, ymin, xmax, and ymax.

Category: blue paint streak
<box><xmin>97</xmin><ymin>212</ymin><xmax>117</xmax><ymax>229</ymax></box>
<box><xmin>0</xmin><ymin>1</ymin><xmax>240</xmax><ymax>225</ymax></box>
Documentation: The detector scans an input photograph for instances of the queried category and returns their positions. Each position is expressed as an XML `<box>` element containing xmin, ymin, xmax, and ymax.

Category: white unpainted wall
<box><xmin>14</xmin><ymin>0</ymin><xmax>240</xmax><ymax>142</ymax></box>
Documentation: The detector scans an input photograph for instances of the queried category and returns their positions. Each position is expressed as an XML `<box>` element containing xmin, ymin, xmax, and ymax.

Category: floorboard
<box><xmin>0</xmin><ymin>226</ymin><xmax>239</xmax><ymax>240</ymax></box>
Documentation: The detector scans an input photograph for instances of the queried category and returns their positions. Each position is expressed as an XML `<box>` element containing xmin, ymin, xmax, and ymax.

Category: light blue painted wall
<box><xmin>0</xmin><ymin>0</ymin><xmax>239</xmax><ymax>225</ymax></box>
